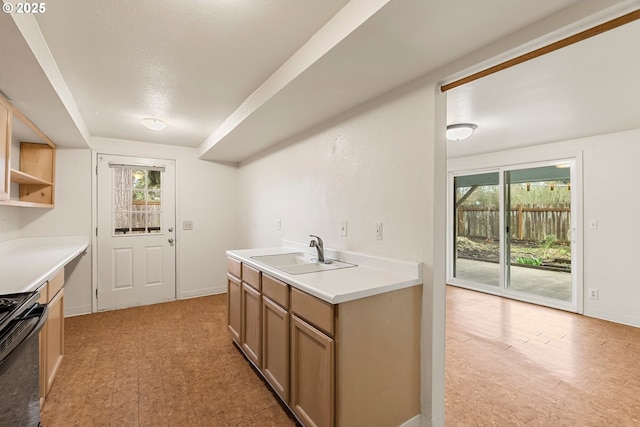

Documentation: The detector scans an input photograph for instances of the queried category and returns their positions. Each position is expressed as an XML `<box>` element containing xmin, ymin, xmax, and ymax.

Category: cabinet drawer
<box><xmin>242</xmin><ymin>263</ymin><xmax>261</xmax><ymax>290</ymax></box>
<box><xmin>262</xmin><ymin>274</ymin><xmax>289</xmax><ymax>309</ymax></box>
<box><xmin>290</xmin><ymin>287</ymin><xmax>334</xmax><ymax>337</ymax></box>
<box><xmin>47</xmin><ymin>269</ymin><xmax>64</xmax><ymax>301</ymax></box>
<box><xmin>227</xmin><ymin>257</ymin><xmax>242</xmax><ymax>279</ymax></box>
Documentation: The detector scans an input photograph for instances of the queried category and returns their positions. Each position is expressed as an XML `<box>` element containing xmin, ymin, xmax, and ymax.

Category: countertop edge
<box><xmin>227</xmin><ymin>247</ymin><xmax>422</xmax><ymax>304</ymax></box>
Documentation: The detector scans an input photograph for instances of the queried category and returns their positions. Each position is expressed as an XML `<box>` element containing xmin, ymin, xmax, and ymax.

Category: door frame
<box><xmin>91</xmin><ymin>150</ymin><xmax>180</xmax><ymax>313</ymax></box>
<box><xmin>447</xmin><ymin>153</ymin><xmax>584</xmax><ymax>313</ymax></box>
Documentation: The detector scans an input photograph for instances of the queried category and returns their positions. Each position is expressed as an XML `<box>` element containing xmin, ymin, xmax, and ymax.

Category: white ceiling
<box><xmin>1</xmin><ymin>0</ymin><xmax>637</xmax><ymax>162</ymax></box>
<box><xmin>446</xmin><ymin>10</ymin><xmax>640</xmax><ymax>158</ymax></box>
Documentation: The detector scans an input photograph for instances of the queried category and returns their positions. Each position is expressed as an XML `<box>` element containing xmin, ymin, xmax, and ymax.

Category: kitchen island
<box><xmin>227</xmin><ymin>240</ymin><xmax>422</xmax><ymax>427</ymax></box>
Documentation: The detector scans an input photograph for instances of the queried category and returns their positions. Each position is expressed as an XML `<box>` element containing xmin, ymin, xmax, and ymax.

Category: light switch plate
<box><xmin>375</xmin><ymin>222</ymin><xmax>383</xmax><ymax>240</ymax></box>
<box><xmin>340</xmin><ymin>220</ymin><xmax>347</xmax><ymax>237</ymax></box>
<box><xmin>183</xmin><ymin>221</ymin><xmax>194</xmax><ymax>231</ymax></box>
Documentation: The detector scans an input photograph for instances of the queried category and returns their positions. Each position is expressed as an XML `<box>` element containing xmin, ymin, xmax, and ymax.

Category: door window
<box><xmin>111</xmin><ymin>166</ymin><xmax>163</xmax><ymax>235</ymax></box>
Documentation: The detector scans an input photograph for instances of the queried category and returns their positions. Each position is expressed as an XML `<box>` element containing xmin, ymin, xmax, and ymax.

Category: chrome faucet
<box><xmin>309</xmin><ymin>235</ymin><xmax>329</xmax><ymax>264</ymax></box>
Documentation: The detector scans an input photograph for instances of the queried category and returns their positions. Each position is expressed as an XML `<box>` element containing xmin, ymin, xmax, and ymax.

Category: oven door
<box><xmin>0</xmin><ymin>303</ymin><xmax>48</xmax><ymax>427</ymax></box>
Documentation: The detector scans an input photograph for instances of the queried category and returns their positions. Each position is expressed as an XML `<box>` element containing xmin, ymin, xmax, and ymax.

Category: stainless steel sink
<box><xmin>251</xmin><ymin>252</ymin><xmax>356</xmax><ymax>275</ymax></box>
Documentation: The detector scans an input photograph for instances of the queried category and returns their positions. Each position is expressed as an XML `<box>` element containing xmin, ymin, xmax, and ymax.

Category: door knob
<box><xmin>168</xmin><ymin>238</ymin><xmax>174</xmax><ymax>246</ymax></box>
<box><xmin>168</xmin><ymin>227</ymin><xmax>173</xmax><ymax>232</ymax></box>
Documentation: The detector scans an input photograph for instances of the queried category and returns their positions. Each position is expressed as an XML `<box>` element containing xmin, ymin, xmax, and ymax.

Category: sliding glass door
<box><xmin>450</xmin><ymin>160</ymin><xmax>576</xmax><ymax>311</ymax></box>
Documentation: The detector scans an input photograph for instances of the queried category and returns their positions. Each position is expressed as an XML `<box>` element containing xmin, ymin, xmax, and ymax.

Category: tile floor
<box><xmin>43</xmin><ymin>287</ymin><xmax>640</xmax><ymax>426</ymax></box>
<box><xmin>40</xmin><ymin>295</ymin><xmax>297</xmax><ymax>427</ymax></box>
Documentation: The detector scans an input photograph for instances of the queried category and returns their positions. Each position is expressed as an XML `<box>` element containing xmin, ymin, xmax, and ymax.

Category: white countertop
<box><xmin>227</xmin><ymin>241</ymin><xmax>422</xmax><ymax>304</ymax></box>
<box><xmin>0</xmin><ymin>235</ymin><xmax>90</xmax><ymax>294</ymax></box>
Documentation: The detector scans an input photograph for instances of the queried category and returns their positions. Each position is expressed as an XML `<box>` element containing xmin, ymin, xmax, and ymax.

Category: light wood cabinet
<box><xmin>290</xmin><ymin>314</ymin><xmax>334</xmax><ymax>427</ymax></box>
<box><xmin>241</xmin><ymin>282</ymin><xmax>262</xmax><ymax>367</ymax></box>
<box><xmin>45</xmin><ymin>286</ymin><xmax>64</xmax><ymax>395</ymax></box>
<box><xmin>0</xmin><ymin>93</ymin><xmax>56</xmax><ymax>208</ymax></box>
<box><xmin>262</xmin><ymin>274</ymin><xmax>290</xmax><ymax>401</ymax></box>
<box><xmin>227</xmin><ymin>274</ymin><xmax>242</xmax><ymax>343</ymax></box>
<box><xmin>0</xmin><ymin>95</ymin><xmax>10</xmax><ymax>200</ymax></box>
<box><xmin>39</xmin><ymin>268</ymin><xmax>65</xmax><ymax>404</ymax></box>
<box><xmin>226</xmin><ymin>257</ymin><xmax>421</xmax><ymax>427</ymax></box>
<box><xmin>227</xmin><ymin>257</ymin><xmax>242</xmax><ymax>343</ymax></box>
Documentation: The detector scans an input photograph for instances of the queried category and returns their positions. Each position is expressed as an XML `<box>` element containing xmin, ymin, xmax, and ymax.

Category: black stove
<box><xmin>0</xmin><ymin>292</ymin><xmax>35</xmax><ymax>332</ymax></box>
<box><xmin>0</xmin><ymin>289</ymin><xmax>46</xmax><ymax>427</ymax></box>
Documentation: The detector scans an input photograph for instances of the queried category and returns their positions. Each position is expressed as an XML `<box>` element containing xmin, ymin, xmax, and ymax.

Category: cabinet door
<box><xmin>262</xmin><ymin>296</ymin><xmax>289</xmax><ymax>402</ymax></box>
<box><xmin>290</xmin><ymin>314</ymin><xmax>334</xmax><ymax>427</ymax></box>
<box><xmin>227</xmin><ymin>274</ymin><xmax>241</xmax><ymax>343</ymax></box>
<box><xmin>45</xmin><ymin>289</ymin><xmax>64</xmax><ymax>396</ymax></box>
<box><xmin>0</xmin><ymin>95</ymin><xmax>10</xmax><ymax>200</ymax></box>
<box><xmin>241</xmin><ymin>282</ymin><xmax>261</xmax><ymax>367</ymax></box>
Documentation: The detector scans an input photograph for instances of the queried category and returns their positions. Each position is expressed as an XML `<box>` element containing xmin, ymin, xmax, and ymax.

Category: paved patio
<box><xmin>455</xmin><ymin>258</ymin><xmax>572</xmax><ymax>301</ymax></box>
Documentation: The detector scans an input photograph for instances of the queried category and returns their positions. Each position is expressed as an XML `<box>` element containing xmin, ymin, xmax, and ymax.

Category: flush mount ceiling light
<box><xmin>446</xmin><ymin>123</ymin><xmax>477</xmax><ymax>141</ymax></box>
<box><xmin>140</xmin><ymin>118</ymin><xmax>167</xmax><ymax>131</ymax></box>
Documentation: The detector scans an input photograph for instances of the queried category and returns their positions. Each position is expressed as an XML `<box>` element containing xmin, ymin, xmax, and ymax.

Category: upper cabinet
<box><xmin>0</xmin><ymin>93</ymin><xmax>56</xmax><ymax>208</ymax></box>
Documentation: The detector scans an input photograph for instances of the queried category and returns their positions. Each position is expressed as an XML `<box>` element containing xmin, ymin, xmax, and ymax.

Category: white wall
<box><xmin>236</xmin><ymin>77</ymin><xmax>447</xmax><ymax>426</ymax></box>
<box><xmin>19</xmin><ymin>148</ymin><xmax>92</xmax><ymax>315</ymax></box>
<box><xmin>448</xmin><ymin>127</ymin><xmax>640</xmax><ymax>328</ymax></box>
<box><xmin>90</xmin><ymin>137</ymin><xmax>241</xmax><ymax>305</ymax></box>
<box><xmin>0</xmin><ymin>205</ymin><xmax>24</xmax><ymax>241</ymax></box>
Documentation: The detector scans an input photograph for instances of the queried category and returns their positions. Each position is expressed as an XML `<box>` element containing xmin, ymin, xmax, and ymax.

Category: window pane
<box><xmin>132</xmin><ymin>170</ymin><xmax>146</xmax><ymax>188</ymax></box>
<box><xmin>506</xmin><ymin>165</ymin><xmax>572</xmax><ymax>301</ymax></box>
<box><xmin>114</xmin><ymin>213</ymin><xmax>130</xmax><ymax>234</ymax></box>
<box><xmin>148</xmin><ymin>170</ymin><xmax>161</xmax><ymax>189</ymax></box>
<box><xmin>133</xmin><ymin>190</ymin><xmax>146</xmax><ymax>203</ymax></box>
<box><xmin>147</xmin><ymin>213</ymin><xmax>161</xmax><ymax>231</ymax></box>
<box><xmin>113</xmin><ymin>190</ymin><xmax>131</xmax><ymax>212</ymax></box>
<box><xmin>453</xmin><ymin>173</ymin><xmax>501</xmax><ymax>286</ymax></box>
<box><xmin>148</xmin><ymin>191</ymin><xmax>161</xmax><ymax>202</ymax></box>
<box><xmin>113</xmin><ymin>167</ymin><xmax>132</xmax><ymax>189</ymax></box>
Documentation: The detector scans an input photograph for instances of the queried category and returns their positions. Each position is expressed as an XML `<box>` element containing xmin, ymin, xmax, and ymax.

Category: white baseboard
<box><xmin>584</xmin><ymin>308</ymin><xmax>640</xmax><ymax>328</ymax></box>
<box><xmin>64</xmin><ymin>305</ymin><xmax>92</xmax><ymax>318</ymax></box>
<box><xmin>180</xmin><ymin>285</ymin><xmax>226</xmax><ymax>299</ymax></box>
<box><xmin>399</xmin><ymin>414</ymin><xmax>422</xmax><ymax>427</ymax></box>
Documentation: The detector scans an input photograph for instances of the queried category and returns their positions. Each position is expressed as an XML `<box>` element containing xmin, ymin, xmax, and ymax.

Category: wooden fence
<box><xmin>457</xmin><ymin>204</ymin><xmax>571</xmax><ymax>243</ymax></box>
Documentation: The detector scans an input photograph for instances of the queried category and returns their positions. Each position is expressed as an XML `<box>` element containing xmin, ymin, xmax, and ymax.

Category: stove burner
<box><xmin>0</xmin><ymin>298</ymin><xmax>19</xmax><ymax>312</ymax></box>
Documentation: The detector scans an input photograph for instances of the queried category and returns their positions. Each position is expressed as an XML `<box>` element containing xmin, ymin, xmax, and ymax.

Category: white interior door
<box><xmin>97</xmin><ymin>154</ymin><xmax>176</xmax><ymax>311</ymax></box>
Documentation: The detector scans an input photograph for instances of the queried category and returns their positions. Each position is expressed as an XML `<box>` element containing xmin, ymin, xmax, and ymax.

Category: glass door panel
<box><xmin>505</xmin><ymin>165</ymin><xmax>572</xmax><ymax>301</ymax></box>
<box><xmin>453</xmin><ymin>172</ymin><xmax>501</xmax><ymax>286</ymax></box>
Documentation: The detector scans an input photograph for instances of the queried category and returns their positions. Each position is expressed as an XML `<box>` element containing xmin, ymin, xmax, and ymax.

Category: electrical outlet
<box><xmin>276</xmin><ymin>219</ymin><xmax>282</xmax><ymax>230</ymax></box>
<box><xmin>182</xmin><ymin>220</ymin><xmax>194</xmax><ymax>231</ymax></box>
<box><xmin>589</xmin><ymin>288</ymin><xmax>599</xmax><ymax>299</ymax></box>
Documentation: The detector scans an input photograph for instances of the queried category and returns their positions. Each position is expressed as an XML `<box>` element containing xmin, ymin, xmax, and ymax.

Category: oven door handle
<box><xmin>20</xmin><ymin>303</ymin><xmax>48</xmax><ymax>340</ymax></box>
<box><xmin>0</xmin><ymin>304</ymin><xmax>48</xmax><ymax>365</ymax></box>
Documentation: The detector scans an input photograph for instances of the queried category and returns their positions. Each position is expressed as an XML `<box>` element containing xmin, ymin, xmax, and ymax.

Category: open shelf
<box><xmin>10</xmin><ymin>168</ymin><xmax>53</xmax><ymax>186</ymax></box>
<box><xmin>0</xmin><ymin>99</ymin><xmax>56</xmax><ymax>208</ymax></box>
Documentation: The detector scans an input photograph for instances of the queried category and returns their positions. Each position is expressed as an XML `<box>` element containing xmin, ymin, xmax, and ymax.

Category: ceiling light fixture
<box><xmin>140</xmin><ymin>118</ymin><xmax>167</xmax><ymax>131</ymax></box>
<box><xmin>446</xmin><ymin>123</ymin><xmax>477</xmax><ymax>141</ymax></box>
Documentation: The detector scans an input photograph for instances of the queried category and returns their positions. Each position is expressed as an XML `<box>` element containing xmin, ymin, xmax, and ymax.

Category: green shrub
<box><xmin>516</xmin><ymin>256</ymin><xmax>542</xmax><ymax>266</ymax></box>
